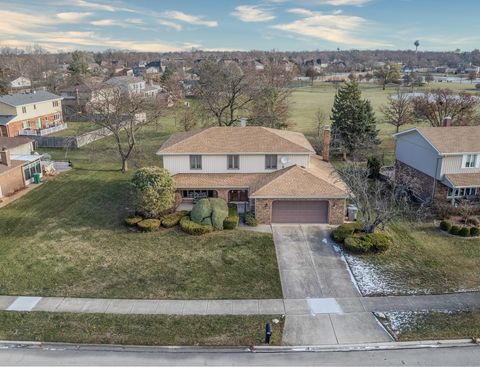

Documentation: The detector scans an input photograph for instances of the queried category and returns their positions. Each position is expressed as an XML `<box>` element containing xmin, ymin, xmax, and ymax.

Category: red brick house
<box><xmin>0</xmin><ymin>91</ymin><xmax>64</xmax><ymax>137</ymax></box>
<box><xmin>157</xmin><ymin>126</ymin><xmax>349</xmax><ymax>225</ymax></box>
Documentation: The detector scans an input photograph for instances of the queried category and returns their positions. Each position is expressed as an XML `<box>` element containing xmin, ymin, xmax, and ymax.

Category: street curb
<box><xmin>0</xmin><ymin>339</ymin><xmax>477</xmax><ymax>354</ymax></box>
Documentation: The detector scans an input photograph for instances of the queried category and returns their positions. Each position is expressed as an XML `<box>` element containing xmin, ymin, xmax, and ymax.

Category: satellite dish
<box><xmin>280</xmin><ymin>156</ymin><xmax>290</xmax><ymax>165</ymax></box>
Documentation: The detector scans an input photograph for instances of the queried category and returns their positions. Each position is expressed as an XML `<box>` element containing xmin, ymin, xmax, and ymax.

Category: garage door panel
<box><xmin>272</xmin><ymin>200</ymin><xmax>328</xmax><ymax>223</ymax></box>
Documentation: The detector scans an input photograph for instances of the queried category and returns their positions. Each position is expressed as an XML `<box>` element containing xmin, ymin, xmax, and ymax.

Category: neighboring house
<box><xmin>0</xmin><ymin>137</ymin><xmax>41</xmax><ymax>198</ymax></box>
<box><xmin>157</xmin><ymin>126</ymin><xmax>349</xmax><ymax>225</ymax></box>
<box><xmin>10</xmin><ymin>77</ymin><xmax>31</xmax><ymax>91</ymax></box>
<box><xmin>105</xmin><ymin>76</ymin><xmax>160</xmax><ymax>98</ymax></box>
<box><xmin>394</xmin><ymin>125</ymin><xmax>480</xmax><ymax>203</ymax></box>
<box><xmin>0</xmin><ymin>91</ymin><xmax>64</xmax><ymax>137</ymax></box>
<box><xmin>59</xmin><ymin>78</ymin><xmax>105</xmax><ymax>116</ymax></box>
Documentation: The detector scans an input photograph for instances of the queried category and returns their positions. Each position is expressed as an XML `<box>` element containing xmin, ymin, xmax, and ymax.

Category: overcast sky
<box><xmin>0</xmin><ymin>0</ymin><xmax>478</xmax><ymax>53</ymax></box>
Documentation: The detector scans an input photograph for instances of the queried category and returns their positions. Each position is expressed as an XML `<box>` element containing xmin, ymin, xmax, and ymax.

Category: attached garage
<box><xmin>272</xmin><ymin>200</ymin><xmax>329</xmax><ymax>224</ymax></box>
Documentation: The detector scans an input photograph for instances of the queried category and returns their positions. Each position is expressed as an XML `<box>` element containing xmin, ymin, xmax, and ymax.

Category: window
<box><xmin>33</xmin><ymin>104</ymin><xmax>37</xmax><ymax>110</ymax></box>
<box><xmin>54</xmin><ymin>113</ymin><xmax>61</xmax><ymax>121</ymax></box>
<box><xmin>462</xmin><ymin>154</ymin><xmax>478</xmax><ymax>168</ymax></box>
<box><xmin>22</xmin><ymin>121</ymin><xmax>29</xmax><ymax>129</ymax></box>
<box><xmin>448</xmin><ymin>187</ymin><xmax>478</xmax><ymax>198</ymax></box>
<box><xmin>22</xmin><ymin>106</ymin><xmax>27</xmax><ymax>114</ymax></box>
<box><xmin>190</xmin><ymin>155</ymin><xmax>202</xmax><ymax>170</ymax></box>
<box><xmin>52</xmin><ymin>101</ymin><xmax>59</xmax><ymax>107</ymax></box>
<box><xmin>227</xmin><ymin>155</ymin><xmax>239</xmax><ymax>170</ymax></box>
<box><xmin>23</xmin><ymin>161</ymin><xmax>41</xmax><ymax>181</ymax></box>
<box><xmin>181</xmin><ymin>190</ymin><xmax>217</xmax><ymax>199</ymax></box>
<box><xmin>265</xmin><ymin>154</ymin><xmax>277</xmax><ymax>169</ymax></box>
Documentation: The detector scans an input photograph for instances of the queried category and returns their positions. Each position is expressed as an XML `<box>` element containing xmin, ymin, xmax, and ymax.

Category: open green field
<box><xmin>0</xmin><ymin>312</ymin><xmax>284</xmax><ymax>346</ymax></box>
<box><xmin>49</xmin><ymin>121</ymin><xmax>100</xmax><ymax>137</ymax></box>
<box><xmin>0</xmin><ymin>119</ymin><xmax>282</xmax><ymax>299</ymax></box>
<box><xmin>381</xmin><ymin>310</ymin><xmax>480</xmax><ymax>341</ymax></box>
<box><xmin>346</xmin><ymin>222</ymin><xmax>480</xmax><ymax>296</ymax></box>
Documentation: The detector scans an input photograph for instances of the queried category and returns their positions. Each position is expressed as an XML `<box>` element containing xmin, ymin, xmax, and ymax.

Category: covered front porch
<box><xmin>175</xmin><ymin>188</ymin><xmax>251</xmax><ymax>213</ymax></box>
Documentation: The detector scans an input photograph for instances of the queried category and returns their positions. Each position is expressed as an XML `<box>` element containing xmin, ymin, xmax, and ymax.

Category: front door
<box><xmin>229</xmin><ymin>190</ymin><xmax>248</xmax><ymax>202</ymax></box>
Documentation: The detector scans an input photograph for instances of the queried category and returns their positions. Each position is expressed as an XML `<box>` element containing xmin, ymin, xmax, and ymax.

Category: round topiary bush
<box><xmin>364</xmin><ymin>233</ymin><xmax>392</xmax><ymax>252</ymax></box>
<box><xmin>161</xmin><ymin>211</ymin><xmax>189</xmax><ymax>228</ymax></box>
<box><xmin>470</xmin><ymin>227</ymin><xmax>480</xmax><ymax>237</ymax></box>
<box><xmin>190</xmin><ymin>198</ymin><xmax>229</xmax><ymax>230</ymax></box>
<box><xmin>331</xmin><ymin>222</ymin><xmax>364</xmax><ymax>244</ymax></box>
<box><xmin>439</xmin><ymin>220</ymin><xmax>452</xmax><ymax>232</ymax></box>
<box><xmin>458</xmin><ymin>227</ymin><xmax>470</xmax><ymax>237</ymax></box>
<box><xmin>125</xmin><ymin>216</ymin><xmax>143</xmax><ymax>226</ymax></box>
<box><xmin>190</xmin><ymin>198</ymin><xmax>212</xmax><ymax>224</ymax></box>
<box><xmin>449</xmin><ymin>225</ymin><xmax>461</xmax><ymax>235</ymax></box>
<box><xmin>137</xmin><ymin>218</ymin><xmax>161</xmax><ymax>232</ymax></box>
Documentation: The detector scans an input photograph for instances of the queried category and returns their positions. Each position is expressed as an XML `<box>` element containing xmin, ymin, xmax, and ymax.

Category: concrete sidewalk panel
<box><xmin>182</xmin><ymin>300</ymin><xmax>208</xmax><ymax>315</ymax></box>
<box><xmin>105</xmin><ymin>300</ymin><xmax>135</xmax><ymax>314</ymax></box>
<box><xmin>130</xmin><ymin>300</ymin><xmax>161</xmax><ymax>315</ymax></box>
<box><xmin>156</xmin><ymin>300</ymin><xmax>185</xmax><ymax>315</ymax></box>
<box><xmin>283</xmin><ymin>299</ymin><xmax>310</xmax><ymax>315</ymax></box>
<box><xmin>0</xmin><ymin>296</ymin><xmax>17</xmax><ymax>310</ymax></box>
<box><xmin>32</xmin><ymin>297</ymin><xmax>65</xmax><ymax>312</ymax></box>
<box><xmin>258</xmin><ymin>299</ymin><xmax>285</xmax><ymax>314</ymax></box>
<box><xmin>329</xmin><ymin>312</ymin><xmax>392</xmax><ymax>344</ymax></box>
<box><xmin>206</xmin><ymin>300</ymin><xmax>233</xmax><ymax>315</ymax></box>
<box><xmin>283</xmin><ymin>315</ymin><xmax>338</xmax><ymax>345</ymax></box>
<box><xmin>232</xmin><ymin>300</ymin><xmax>259</xmax><ymax>315</ymax></box>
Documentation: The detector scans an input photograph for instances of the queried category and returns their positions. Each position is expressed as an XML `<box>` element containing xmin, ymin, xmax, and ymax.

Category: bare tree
<box><xmin>412</xmin><ymin>89</ymin><xmax>479</xmax><ymax>126</ymax></box>
<box><xmin>88</xmin><ymin>86</ymin><xmax>165</xmax><ymax>172</ymax></box>
<box><xmin>175</xmin><ymin>102</ymin><xmax>198</xmax><ymax>131</ymax></box>
<box><xmin>381</xmin><ymin>90</ymin><xmax>415</xmax><ymax>133</ymax></box>
<box><xmin>468</xmin><ymin>71</ymin><xmax>478</xmax><ymax>84</ymax></box>
<box><xmin>337</xmin><ymin>164</ymin><xmax>418</xmax><ymax>233</ymax></box>
<box><xmin>195</xmin><ymin>61</ymin><xmax>253</xmax><ymax>126</ymax></box>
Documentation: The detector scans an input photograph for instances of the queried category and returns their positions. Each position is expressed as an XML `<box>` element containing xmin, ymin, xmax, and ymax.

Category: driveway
<box><xmin>272</xmin><ymin>225</ymin><xmax>360</xmax><ymax>299</ymax></box>
<box><xmin>272</xmin><ymin>225</ymin><xmax>391</xmax><ymax>345</ymax></box>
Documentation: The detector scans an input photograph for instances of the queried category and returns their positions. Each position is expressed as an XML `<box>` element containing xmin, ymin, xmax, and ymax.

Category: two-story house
<box><xmin>157</xmin><ymin>126</ymin><xmax>349</xmax><ymax>225</ymax></box>
<box><xmin>0</xmin><ymin>91</ymin><xmax>64</xmax><ymax>137</ymax></box>
<box><xmin>105</xmin><ymin>76</ymin><xmax>161</xmax><ymax>98</ymax></box>
<box><xmin>394</xmin><ymin>126</ymin><xmax>480</xmax><ymax>203</ymax></box>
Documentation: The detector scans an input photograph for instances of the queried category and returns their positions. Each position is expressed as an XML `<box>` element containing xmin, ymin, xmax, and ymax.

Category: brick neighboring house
<box><xmin>0</xmin><ymin>91</ymin><xmax>64</xmax><ymax>137</ymax></box>
<box><xmin>157</xmin><ymin>126</ymin><xmax>349</xmax><ymax>225</ymax></box>
<box><xmin>0</xmin><ymin>136</ymin><xmax>42</xmax><ymax>198</ymax></box>
<box><xmin>394</xmin><ymin>125</ymin><xmax>480</xmax><ymax>203</ymax></box>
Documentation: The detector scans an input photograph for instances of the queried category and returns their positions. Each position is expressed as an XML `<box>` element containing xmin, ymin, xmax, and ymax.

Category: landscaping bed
<box><xmin>0</xmin><ymin>312</ymin><xmax>284</xmax><ymax>346</ymax></box>
<box><xmin>336</xmin><ymin>222</ymin><xmax>480</xmax><ymax>296</ymax></box>
<box><xmin>378</xmin><ymin>310</ymin><xmax>480</xmax><ymax>341</ymax></box>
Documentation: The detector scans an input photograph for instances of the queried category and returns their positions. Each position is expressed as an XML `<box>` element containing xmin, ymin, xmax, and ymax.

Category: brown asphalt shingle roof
<box><xmin>445</xmin><ymin>173</ymin><xmax>480</xmax><ymax>187</ymax></box>
<box><xmin>416</xmin><ymin>126</ymin><xmax>480</xmax><ymax>154</ymax></box>
<box><xmin>0</xmin><ymin>160</ymin><xmax>26</xmax><ymax>176</ymax></box>
<box><xmin>157</xmin><ymin>127</ymin><xmax>315</xmax><ymax>154</ymax></box>
<box><xmin>0</xmin><ymin>136</ymin><xmax>33</xmax><ymax>150</ymax></box>
<box><xmin>172</xmin><ymin>155</ymin><xmax>348</xmax><ymax>199</ymax></box>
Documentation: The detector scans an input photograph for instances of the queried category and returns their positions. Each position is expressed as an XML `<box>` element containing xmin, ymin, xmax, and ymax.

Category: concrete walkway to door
<box><xmin>272</xmin><ymin>224</ymin><xmax>391</xmax><ymax>346</ymax></box>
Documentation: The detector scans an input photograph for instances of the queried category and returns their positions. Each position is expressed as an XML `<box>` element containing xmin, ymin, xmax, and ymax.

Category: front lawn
<box><xmin>0</xmin><ymin>312</ymin><xmax>284</xmax><ymax>346</ymax></box>
<box><xmin>342</xmin><ymin>222</ymin><xmax>480</xmax><ymax>296</ymax></box>
<box><xmin>379</xmin><ymin>310</ymin><xmax>480</xmax><ymax>341</ymax></box>
<box><xmin>0</xmin><ymin>169</ymin><xmax>281</xmax><ymax>299</ymax></box>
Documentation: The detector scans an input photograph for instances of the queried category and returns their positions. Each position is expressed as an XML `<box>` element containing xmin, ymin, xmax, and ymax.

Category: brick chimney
<box><xmin>443</xmin><ymin>116</ymin><xmax>452</xmax><ymax>127</ymax></box>
<box><xmin>0</xmin><ymin>147</ymin><xmax>11</xmax><ymax>167</ymax></box>
<box><xmin>322</xmin><ymin>126</ymin><xmax>331</xmax><ymax>162</ymax></box>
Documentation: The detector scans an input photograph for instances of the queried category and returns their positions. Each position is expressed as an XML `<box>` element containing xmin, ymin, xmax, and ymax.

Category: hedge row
<box><xmin>179</xmin><ymin>215</ymin><xmax>214</xmax><ymax>235</ymax></box>
<box><xmin>124</xmin><ymin>211</ymin><xmax>189</xmax><ymax>232</ymax></box>
<box><xmin>440</xmin><ymin>220</ymin><xmax>480</xmax><ymax>237</ymax></box>
<box><xmin>161</xmin><ymin>211</ymin><xmax>189</xmax><ymax>228</ymax></box>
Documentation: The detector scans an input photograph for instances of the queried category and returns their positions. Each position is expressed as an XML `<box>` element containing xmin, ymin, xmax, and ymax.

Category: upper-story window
<box><xmin>33</xmin><ymin>104</ymin><xmax>37</xmax><ymax>110</ymax></box>
<box><xmin>462</xmin><ymin>154</ymin><xmax>478</xmax><ymax>168</ymax></box>
<box><xmin>22</xmin><ymin>106</ymin><xmax>27</xmax><ymax>113</ymax></box>
<box><xmin>190</xmin><ymin>155</ymin><xmax>202</xmax><ymax>170</ymax></box>
<box><xmin>265</xmin><ymin>154</ymin><xmax>277</xmax><ymax>170</ymax></box>
<box><xmin>52</xmin><ymin>101</ymin><xmax>59</xmax><ymax>107</ymax></box>
<box><xmin>227</xmin><ymin>155</ymin><xmax>239</xmax><ymax>170</ymax></box>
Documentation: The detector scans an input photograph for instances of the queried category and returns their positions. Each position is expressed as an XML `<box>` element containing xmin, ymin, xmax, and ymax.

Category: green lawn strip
<box><xmin>0</xmin><ymin>311</ymin><xmax>284</xmax><ymax>346</ymax></box>
<box><xmin>381</xmin><ymin>311</ymin><xmax>480</xmax><ymax>341</ymax></box>
<box><xmin>351</xmin><ymin>222</ymin><xmax>480</xmax><ymax>295</ymax></box>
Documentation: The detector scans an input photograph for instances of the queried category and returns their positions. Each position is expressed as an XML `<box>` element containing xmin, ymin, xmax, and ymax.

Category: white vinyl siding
<box><xmin>162</xmin><ymin>154</ymin><xmax>309</xmax><ymax>175</ymax></box>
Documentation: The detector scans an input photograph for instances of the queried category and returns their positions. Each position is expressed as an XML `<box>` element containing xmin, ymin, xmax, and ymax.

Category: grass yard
<box><xmin>0</xmin><ymin>312</ymin><xmax>284</xmax><ymax>346</ymax></box>
<box><xmin>380</xmin><ymin>310</ymin><xmax>480</xmax><ymax>341</ymax></box>
<box><xmin>49</xmin><ymin>121</ymin><xmax>99</xmax><ymax>137</ymax></box>
<box><xmin>0</xmin><ymin>117</ymin><xmax>282</xmax><ymax>299</ymax></box>
<box><xmin>345</xmin><ymin>222</ymin><xmax>480</xmax><ymax>296</ymax></box>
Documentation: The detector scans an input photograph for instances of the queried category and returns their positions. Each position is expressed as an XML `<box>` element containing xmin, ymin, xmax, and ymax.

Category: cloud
<box><xmin>56</xmin><ymin>12</ymin><xmax>92</xmax><ymax>22</ymax></box>
<box><xmin>231</xmin><ymin>5</ymin><xmax>276</xmax><ymax>22</ymax></box>
<box><xmin>268</xmin><ymin>0</ymin><xmax>371</xmax><ymax>5</ymax></box>
<box><xmin>161</xmin><ymin>10</ymin><xmax>218</xmax><ymax>27</ymax></box>
<box><xmin>72</xmin><ymin>0</ymin><xmax>137</xmax><ymax>13</ymax></box>
<box><xmin>272</xmin><ymin>8</ymin><xmax>388</xmax><ymax>47</ymax></box>
<box><xmin>157</xmin><ymin>19</ymin><xmax>183</xmax><ymax>31</ymax></box>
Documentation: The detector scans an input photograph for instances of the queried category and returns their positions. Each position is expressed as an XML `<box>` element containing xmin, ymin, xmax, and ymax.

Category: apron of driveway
<box><xmin>272</xmin><ymin>225</ymin><xmax>391</xmax><ymax>346</ymax></box>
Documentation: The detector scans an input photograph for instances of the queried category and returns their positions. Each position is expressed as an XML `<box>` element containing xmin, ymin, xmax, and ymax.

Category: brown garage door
<box><xmin>272</xmin><ymin>200</ymin><xmax>328</xmax><ymax>224</ymax></box>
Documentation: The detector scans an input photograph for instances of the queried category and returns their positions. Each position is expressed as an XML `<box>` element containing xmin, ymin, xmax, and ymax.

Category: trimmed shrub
<box><xmin>470</xmin><ymin>227</ymin><xmax>480</xmax><ymax>237</ymax></box>
<box><xmin>364</xmin><ymin>233</ymin><xmax>392</xmax><ymax>252</ymax></box>
<box><xmin>137</xmin><ymin>218</ymin><xmax>161</xmax><ymax>232</ymax></box>
<box><xmin>125</xmin><ymin>216</ymin><xmax>143</xmax><ymax>226</ymax></box>
<box><xmin>190</xmin><ymin>198</ymin><xmax>212</xmax><ymax>224</ymax></box>
<box><xmin>439</xmin><ymin>220</ymin><xmax>452</xmax><ymax>232</ymax></box>
<box><xmin>201</xmin><ymin>217</ymin><xmax>213</xmax><ymax>226</ymax></box>
<box><xmin>209</xmin><ymin>198</ymin><xmax>229</xmax><ymax>230</ymax></box>
<box><xmin>331</xmin><ymin>222</ymin><xmax>364</xmax><ymax>243</ymax></box>
<box><xmin>343</xmin><ymin>236</ymin><xmax>373</xmax><ymax>253</ymax></box>
<box><xmin>245</xmin><ymin>212</ymin><xmax>258</xmax><ymax>226</ymax></box>
<box><xmin>224</xmin><ymin>204</ymin><xmax>240</xmax><ymax>230</ymax></box>
<box><xmin>161</xmin><ymin>211</ymin><xmax>189</xmax><ymax>228</ymax></box>
<box><xmin>449</xmin><ymin>225</ymin><xmax>461</xmax><ymax>235</ymax></box>
<box><xmin>458</xmin><ymin>227</ymin><xmax>470</xmax><ymax>237</ymax></box>
<box><xmin>179</xmin><ymin>216</ymin><xmax>213</xmax><ymax>235</ymax></box>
